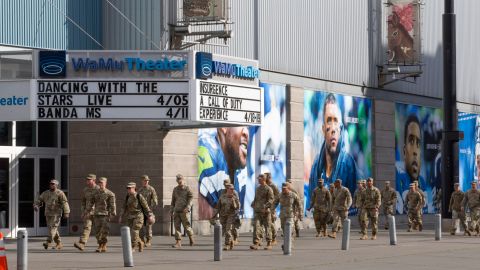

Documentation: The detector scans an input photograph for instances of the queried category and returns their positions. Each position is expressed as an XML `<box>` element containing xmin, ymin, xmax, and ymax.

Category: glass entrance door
<box><xmin>0</xmin><ymin>155</ymin><xmax>10</xmax><ymax>235</ymax></box>
<box><xmin>18</xmin><ymin>155</ymin><xmax>60</xmax><ymax>236</ymax></box>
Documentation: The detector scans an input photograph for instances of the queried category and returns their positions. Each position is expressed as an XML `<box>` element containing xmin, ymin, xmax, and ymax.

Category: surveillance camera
<box><xmin>387</xmin><ymin>66</ymin><xmax>400</xmax><ymax>73</ymax></box>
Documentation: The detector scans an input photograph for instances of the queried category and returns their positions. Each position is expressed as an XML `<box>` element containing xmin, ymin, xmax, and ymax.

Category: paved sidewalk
<box><xmin>3</xmin><ymin>228</ymin><xmax>480</xmax><ymax>270</ymax></box>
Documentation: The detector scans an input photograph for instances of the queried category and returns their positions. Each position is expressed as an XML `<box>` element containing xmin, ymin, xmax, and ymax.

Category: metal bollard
<box><xmin>283</xmin><ymin>220</ymin><xmax>292</xmax><ymax>255</ymax></box>
<box><xmin>17</xmin><ymin>229</ymin><xmax>28</xmax><ymax>270</ymax></box>
<box><xmin>341</xmin><ymin>219</ymin><xmax>351</xmax><ymax>250</ymax></box>
<box><xmin>435</xmin><ymin>214</ymin><xmax>442</xmax><ymax>241</ymax></box>
<box><xmin>121</xmin><ymin>226</ymin><xmax>134</xmax><ymax>267</ymax></box>
<box><xmin>214</xmin><ymin>222</ymin><xmax>222</xmax><ymax>261</ymax></box>
<box><xmin>388</xmin><ymin>215</ymin><xmax>397</xmax><ymax>245</ymax></box>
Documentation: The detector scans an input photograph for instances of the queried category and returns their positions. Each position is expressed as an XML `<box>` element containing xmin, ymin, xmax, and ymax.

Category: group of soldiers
<box><xmin>34</xmin><ymin>174</ymin><xmax>158</xmax><ymax>252</ymax></box>
<box><xmin>32</xmin><ymin>171</ymin><xmax>480</xmax><ymax>254</ymax></box>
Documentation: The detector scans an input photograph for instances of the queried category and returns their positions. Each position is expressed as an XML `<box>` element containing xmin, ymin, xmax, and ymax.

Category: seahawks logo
<box><xmin>39</xmin><ymin>51</ymin><xmax>66</xmax><ymax>77</ymax></box>
<box><xmin>196</xmin><ymin>52</ymin><xmax>213</xmax><ymax>79</ymax></box>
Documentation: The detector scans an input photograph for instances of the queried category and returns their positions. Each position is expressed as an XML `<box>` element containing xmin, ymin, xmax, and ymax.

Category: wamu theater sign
<box><xmin>71</xmin><ymin>57</ymin><xmax>187</xmax><ymax>72</ymax></box>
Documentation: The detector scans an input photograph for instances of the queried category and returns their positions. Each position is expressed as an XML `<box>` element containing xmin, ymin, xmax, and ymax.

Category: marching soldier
<box><xmin>212</xmin><ymin>183</ymin><xmax>240</xmax><ymax>250</ymax></box>
<box><xmin>88</xmin><ymin>177</ymin><xmax>116</xmax><ymax>252</ymax></box>
<box><xmin>405</xmin><ymin>183</ymin><xmax>423</xmax><ymax>232</ymax></box>
<box><xmin>218</xmin><ymin>179</ymin><xmax>240</xmax><ymax>245</ymax></box>
<box><xmin>328</xmin><ymin>179</ymin><xmax>352</xmax><ymax>239</ymax></box>
<box><xmin>359</xmin><ymin>178</ymin><xmax>381</xmax><ymax>240</ymax></box>
<box><xmin>327</xmin><ymin>183</ymin><xmax>335</xmax><ymax>229</ymax></box>
<box><xmin>121</xmin><ymin>182</ymin><xmax>153</xmax><ymax>252</ymax></box>
<box><xmin>279</xmin><ymin>183</ymin><xmax>301</xmax><ymax>250</ymax></box>
<box><xmin>449</xmin><ymin>183</ymin><xmax>469</xmax><ymax>235</ymax></box>
<box><xmin>265</xmin><ymin>172</ymin><xmax>280</xmax><ymax>245</ymax></box>
<box><xmin>170</xmin><ymin>174</ymin><xmax>194</xmax><ymax>248</ymax></box>
<box><xmin>353</xmin><ymin>180</ymin><xmax>365</xmax><ymax>234</ymax></box>
<box><xmin>74</xmin><ymin>174</ymin><xmax>98</xmax><ymax>251</ymax></box>
<box><xmin>462</xmin><ymin>181</ymin><xmax>480</xmax><ymax>236</ymax></box>
<box><xmin>138</xmin><ymin>175</ymin><xmax>158</xmax><ymax>247</ymax></box>
<box><xmin>286</xmin><ymin>179</ymin><xmax>303</xmax><ymax>237</ymax></box>
<box><xmin>33</xmin><ymin>179</ymin><xmax>70</xmax><ymax>250</ymax></box>
<box><xmin>413</xmin><ymin>181</ymin><xmax>425</xmax><ymax>230</ymax></box>
<box><xmin>250</xmin><ymin>174</ymin><xmax>274</xmax><ymax>250</ymax></box>
<box><xmin>308</xmin><ymin>178</ymin><xmax>331</xmax><ymax>237</ymax></box>
<box><xmin>381</xmin><ymin>181</ymin><xmax>397</xmax><ymax>230</ymax></box>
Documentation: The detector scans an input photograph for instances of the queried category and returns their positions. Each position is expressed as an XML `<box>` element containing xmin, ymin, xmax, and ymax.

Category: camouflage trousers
<box><xmin>469</xmin><ymin>207</ymin><xmax>480</xmax><ymax>233</ymax></box>
<box><xmin>313</xmin><ymin>209</ymin><xmax>329</xmax><ymax>233</ymax></box>
<box><xmin>332</xmin><ymin>210</ymin><xmax>347</xmax><ymax>233</ymax></box>
<box><xmin>46</xmin><ymin>215</ymin><xmax>61</xmax><ymax>244</ymax></box>
<box><xmin>407</xmin><ymin>209</ymin><xmax>422</xmax><ymax>228</ymax></box>
<box><xmin>94</xmin><ymin>215</ymin><xmax>110</xmax><ymax>244</ymax></box>
<box><xmin>126</xmin><ymin>215</ymin><xmax>144</xmax><ymax>246</ymax></box>
<box><xmin>270</xmin><ymin>212</ymin><xmax>277</xmax><ymax>241</ymax></box>
<box><xmin>173</xmin><ymin>212</ymin><xmax>194</xmax><ymax>241</ymax></box>
<box><xmin>451</xmin><ymin>210</ymin><xmax>468</xmax><ymax>233</ymax></box>
<box><xmin>140</xmin><ymin>224</ymin><xmax>153</xmax><ymax>242</ymax></box>
<box><xmin>220</xmin><ymin>214</ymin><xmax>236</xmax><ymax>245</ymax></box>
<box><xmin>382</xmin><ymin>205</ymin><xmax>395</xmax><ymax>228</ymax></box>
<box><xmin>360</xmin><ymin>208</ymin><xmax>379</xmax><ymax>235</ymax></box>
<box><xmin>252</xmin><ymin>211</ymin><xmax>272</xmax><ymax>244</ymax></box>
<box><xmin>357</xmin><ymin>208</ymin><xmax>363</xmax><ymax>229</ymax></box>
<box><xmin>79</xmin><ymin>215</ymin><xmax>94</xmax><ymax>244</ymax></box>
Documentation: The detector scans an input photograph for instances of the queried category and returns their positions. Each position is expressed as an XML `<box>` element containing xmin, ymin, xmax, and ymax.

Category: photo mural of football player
<box><xmin>459</xmin><ymin>112</ymin><xmax>480</xmax><ymax>191</ymax></box>
<box><xmin>304</xmin><ymin>90</ymin><xmax>372</xmax><ymax>214</ymax></box>
<box><xmin>395</xmin><ymin>103</ymin><xmax>443</xmax><ymax>214</ymax></box>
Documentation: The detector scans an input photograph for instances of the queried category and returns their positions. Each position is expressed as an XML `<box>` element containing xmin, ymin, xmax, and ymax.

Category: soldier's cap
<box><xmin>385</xmin><ymin>181</ymin><xmax>390</xmax><ymax>184</ymax></box>
<box><xmin>329</xmin><ymin>183</ymin><xmax>334</xmax><ymax>188</ymax></box>
<box><xmin>98</xmin><ymin>177</ymin><xmax>107</xmax><ymax>182</ymax></box>
<box><xmin>223</xmin><ymin>179</ymin><xmax>231</xmax><ymax>185</ymax></box>
<box><xmin>286</xmin><ymin>179</ymin><xmax>293</xmax><ymax>183</ymax></box>
<box><xmin>357</xmin><ymin>180</ymin><xmax>362</xmax><ymax>184</ymax></box>
<box><xmin>335</xmin><ymin>179</ymin><xmax>342</xmax><ymax>184</ymax></box>
<box><xmin>142</xmin><ymin>175</ymin><xmax>150</xmax><ymax>181</ymax></box>
<box><xmin>126</xmin><ymin>182</ymin><xmax>136</xmax><ymax>188</ymax></box>
<box><xmin>176</xmin><ymin>174</ymin><xmax>184</xmax><ymax>181</ymax></box>
<box><xmin>282</xmin><ymin>183</ymin><xmax>289</xmax><ymax>188</ymax></box>
<box><xmin>225</xmin><ymin>183</ymin><xmax>234</xmax><ymax>189</ymax></box>
<box><xmin>86</xmin><ymin>174</ymin><xmax>96</xmax><ymax>180</ymax></box>
<box><xmin>413</xmin><ymin>181</ymin><xmax>419</xmax><ymax>184</ymax></box>
<box><xmin>361</xmin><ymin>180</ymin><xmax>366</xmax><ymax>184</ymax></box>
<box><xmin>409</xmin><ymin>183</ymin><xmax>415</xmax><ymax>187</ymax></box>
<box><xmin>471</xmin><ymin>181</ymin><xmax>477</xmax><ymax>185</ymax></box>
<box><xmin>264</xmin><ymin>171</ymin><xmax>271</xmax><ymax>176</ymax></box>
<box><xmin>49</xmin><ymin>179</ymin><xmax>59</xmax><ymax>185</ymax></box>
<box><xmin>454</xmin><ymin>183</ymin><xmax>460</xmax><ymax>186</ymax></box>
<box><xmin>367</xmin><ymin>177</ymin><xmax>373</xmax><ymax>182</ymax></box>
<box><xmin>318</xmin><ymin>178</ymin><xmax>324</xmax><ymax>183</ymax></box>
<box><xmin>257</xmin><ymin>174</ymin><xmax>265</xmax><ymax>180</ymax></box>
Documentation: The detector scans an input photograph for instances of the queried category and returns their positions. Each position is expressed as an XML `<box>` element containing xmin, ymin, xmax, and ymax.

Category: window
<box><xmin>38</xmin><ymin>122</ymin><xmax>58</xmax><ymax>147</ymax></box>
<box><xmin>16</xmin><ymin>121</ymin><xmax>36</xmax><ymax>147</ymax></box>
<box><xmin>0</xmin><ymin>122</ymin><xmax>12</xmax><ymax>146</ymax></box>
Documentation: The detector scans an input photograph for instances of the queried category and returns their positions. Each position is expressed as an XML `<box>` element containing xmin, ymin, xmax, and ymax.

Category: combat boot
<box><xmin>249</xmin><ymin>243</ymin><xmax>260</xmax><ymax>250</ymax></box>
<box><xmin>464</xmin><ymin>230</ymin><xmax>471</xmax><ymax>236</ymax></box>
<box><xmin>295</xmin><ymin>228</ymin><xmax>300</xmax><ymax>238</ymax></box>
<box><xmin>138</xmin><ymin>241</ymin><xmax>144</xmax><ymax>252</ymax></box>
<box><xmin>407</xmin><ymin>227</ymin><xmax>412</xmax><ymax>232</ymax></box>
<box><xmin>271</xmin><ymin>239</ymin><xmax>277</xmax><ymax>245</ymax></box>
<box><xmin>418</xmin><ymin>224</ymin><xmax>423</xmax><ymax>232</ymax></box>
<box><xmin>315</xmin><ymin>232</ymin><xmax>320</xmax><ymax>237</ymax></box>
<box><xmin>96</xmin><ymin>244</ymin><xmax>102</xmax><ymax>252</ymax></box>
<box><xmin>145</xmin><ymin>239</ymin><xmax>152</xmax><ymax>247</ymax></box>
<box><xmin>74</xmin><ymin>241</ymin><xmax>85</xmax><ymax>251</ymax></box>
<box><xmin>55</xmin><ymin>241</ymin><xmax>63</xmax><ymax>250</ymax></box>
<box><xmin>101</xmin><ymin>243</ymin><xmax>107</xmax><ymax>252</ymax></box>
<box><xmin>371</xmin><ymin>234</ymin><xmax>377</xmax><ymax>240</ymax></box>
<box><xmin>322</xmin><ymin>229</ymin><xmax>327</xmax><ymax>237</ymax></box>
<box><xmin>189</xmin><ymin>235</ymin><xmax>195</xmax><ymax>246</ymax></box>
<box><xmin>172</xmin><ymin>240</ymin><xmax>181</xmax><ymax>248</ymax></box>
<box><xmin>327</xmin><ymin>232</ymin><xmax>336</xmax><ymax>239</ymax></box>
<box><xmin>233</xmin><ymin>237</ymin><xmax>239</xmax><ymax>245</ymax></box>
<box><xmin>359</xmin><ymin>234</ymin><xmax>368</xmax><ymax>240</ymax></box>
<box><xmin>43</xmin><ymin>242</ymin><xmax>49</xmax><ymax>250</ymax></box>
<box><xmin>264</xmin><ymin>241</ymin><xmax>273</xmax><ymax>250</ymax></box>
<box><xmin>229</xmin><ymin>240</ymin><xmax>234</xmax><ymax>250</ymax></box>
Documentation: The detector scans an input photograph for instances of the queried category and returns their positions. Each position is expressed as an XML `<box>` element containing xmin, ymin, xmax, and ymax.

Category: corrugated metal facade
<box><xmin>102</xmin><ymin>0</ymin><xmax>164</xmax><ymax>50</ymax></box>
<box><xmin>0</xmin><ymin>0</ymin><xmax>102</xmax><ymax>49</ymax></box>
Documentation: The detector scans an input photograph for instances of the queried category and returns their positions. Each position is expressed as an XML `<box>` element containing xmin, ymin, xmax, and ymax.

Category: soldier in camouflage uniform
<box><xmin>265</xmin><ymin>172</ymin><xmax>280</xmax><ymax>245</ymax></box>
<box><xmin>353</xmin><ymin>180</ymin><xmax>365</xmax><ymax>234</ymax></box>
<box><xmin>218</xmin><ymin>178</ymin><xmax>240</xmax><ymax>245</ymax></box>
<box><xmin>213</xmin><ymin>183</ymin><xmax>240</xmax><ymax>250</ymax></box>
<box><xmin>286</xmin><ymin>179</ymin><xmax>303</xmax><ymax>237</ymax></box>
<box><xmin>327</xmin><ymin>183</ymin><xmax>335</xmax><ymax>228</ymax></box>
<box><xmin>74</xmin><ymin>174</ymin><xmax>98</xmax><ymax>251</ymax></box>
<box><xmin>449</xmin><ymin>183</ymin><xmax>469</xmax><ymax>235</ymax></box>
<box><xmin>250</xmin><ymin>174</ymin><xmax>274</xmax><ymax>250</ymax></box>
<box><xmin>170</xmin><ymin>174</ymin><xmax>194</xmax><ymax>248</ymax></box>
<box><xmin>88</xmin><ymin>177</ymin><xmax>116</xmax><ymax>252</ymax></box>
<box><xmin>33</xmin><ymin>179</ymin><xmax>70</xmax><ymax>250</ymax></box>
<box><xmin>121</xmin><ymin>182</ymin><xmax>153</xmax><ymax>252</ymax></box>
<box><xmin>138</xmin><ymin>175</ymin><xmax>158</xmax><ymax>247</ymax></box>
<box><xmin>413</xmin><ymin>181</ymin><xmax>425</xmax><ymax>230</ymax></box>
<box><xmin>279</xmin><ymin>182</ymin><xmax>301</xmax><ymax>250</ymax></box>
<box><xmin>359</xmin><ymin>178</ymin><xmax>381</xmax><ymax>240</ymax></box>
<box><xmin>462</xmin><ymin>181</ymin><xmax>480</xmax><ymax>236</ymax></box>
<box><xmin>381</xmin><ymin>181</ymin><xmax>397</xmax><ymax>230</ymax></box>
<box><xmin>328</xmin><ymin>179</ymin><xmax>352</xmax><ymax>239</ymax></box>
<box><xmin>405</xmin><ymin>183</ymin><xmax>423</xmax><ymax>232</ymax></box>
<box><xmin>308</xmin><ymin>178</ymin><xmax>331</xmax><ymax>237</ymax></box>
